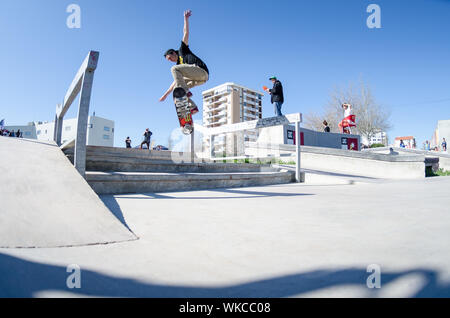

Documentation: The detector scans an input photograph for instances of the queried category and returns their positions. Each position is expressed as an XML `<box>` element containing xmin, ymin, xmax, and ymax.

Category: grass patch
<box><xmin>426</xmin><ymin>167</ymin><xmax>450</xmax><ymax>177</ymax></box>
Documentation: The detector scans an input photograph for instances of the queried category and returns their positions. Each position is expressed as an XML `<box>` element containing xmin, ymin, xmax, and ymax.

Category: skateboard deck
<box><xmin>173</xmin><ymin>87</ymin><xmax>194</xmax><ymax>135</ymax></box>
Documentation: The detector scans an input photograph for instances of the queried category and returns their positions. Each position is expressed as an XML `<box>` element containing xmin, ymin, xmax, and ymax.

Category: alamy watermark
<box><xmin>66</xmin><ymin>264</ymin><xmax>81</xmax><ymax>289</ymax></box>
<box><xmin>366</xmin><ymin>264</ymin><xmax>381</xmax><ymax>289</ymax></box>
<box><xmin>367</xmin><ymin>4</ymin><xmax>382</xmax><ymax>29</ymax></box>
<box><xmin>66</xmin><ymin>4</ymin><xmax>81</xmax><ymax>29</ymax></box>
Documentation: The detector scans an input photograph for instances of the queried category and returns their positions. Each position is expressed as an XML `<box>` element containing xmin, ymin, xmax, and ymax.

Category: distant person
<box><xmin>16</xmin><ymin>129</ymin><xmax>21</xmax><ymax>138</ymax></box>
<box><xmin>442</xmin><ymin>138</ymin><xmax>447</xmax><ymax>152</ymax></box>
<box><xmin>323</xmin><ymin>120</ymin><xmax>331</xmax><ymax>133</ymax></box>
<box><xmin>399</xmin><ymin>140</ymin><xmax>405</xmax><ymax>148</ymax></box>
<box><xmin>424</xmin><ymin>140</ymin><xmax>431</xmax><ymax>151</ymax></box>
<box><xmin>125</xmin><ymin>137</ymin><xmax>132</xmax><ymax>149</ymax></box>
<box><xmin>140</xmin><ymin>128</ymin><xmax>153</xmax><ymax>150</ymax></box>
<box><xmin>264</xmin><ymin>76</ymin><xmax>284</xmax><ymax>116</ymax></box>
<box><xmin>9</xmin><ymin>130</ymin><xmax>15</xmax><ymax>137</ymax></box>
<box><xmin>338</xmin><ymin>103</ymin><xmax>356</xmax><ymax>134</ymax></box>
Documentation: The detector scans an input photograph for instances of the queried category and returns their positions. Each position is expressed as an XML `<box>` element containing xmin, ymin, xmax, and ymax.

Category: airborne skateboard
<box><xmin>173</xmin><ymin>87</ymin><xmax>194</xmax><ymax>135</ymax></box>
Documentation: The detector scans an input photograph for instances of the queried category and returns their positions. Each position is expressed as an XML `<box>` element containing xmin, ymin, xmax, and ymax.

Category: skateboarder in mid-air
<box><xmin>159</xmin><ymin>10</ymin><xmax>209</xmax><ymax>131</ymax></box>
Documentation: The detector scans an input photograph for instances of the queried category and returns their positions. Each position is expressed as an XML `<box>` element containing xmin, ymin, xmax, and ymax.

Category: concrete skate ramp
<box><xmin>0</xmin><ymin>137</ymin><xmax>137</xmax><ymax>248</ymax></box>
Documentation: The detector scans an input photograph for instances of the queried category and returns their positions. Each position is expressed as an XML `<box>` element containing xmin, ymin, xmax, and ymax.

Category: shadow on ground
<box><xmin>106</xmin><ymin>188</ymin><xmax>316</xmax><ymax>201</ymax></box>
<box><xmin>0</xmin><ymin>253</ymin><xmax>448</xmax><ymax>298</ymax></box>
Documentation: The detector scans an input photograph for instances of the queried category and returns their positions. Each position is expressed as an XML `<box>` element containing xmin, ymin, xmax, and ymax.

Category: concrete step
<box><xmin>64</xmin><ymin>145</ymin><xmax>276</xmax><ymax>173</ymax></box>
<box><xmin>86</xmin><ymin>171</ymin><xmax>296</xmax><ymax>194</ymax></box>
<box><xmin>65</xmin><ymin>145</ymin><xmax>183</xmax><ymax>161</ymax></box>
<box><xmin>83</xmin><ymin>155</ymin><xmax>276</xmax><ymax>173</ymax></box>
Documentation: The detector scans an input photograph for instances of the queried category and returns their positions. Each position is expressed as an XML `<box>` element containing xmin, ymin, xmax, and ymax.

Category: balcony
<box><xmin>205</xmin><ymin>104</ymin><xmax>227</xmax><ymax>113</ymax></box>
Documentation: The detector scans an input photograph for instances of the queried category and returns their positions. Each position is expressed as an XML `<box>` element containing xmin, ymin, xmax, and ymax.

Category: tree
<box><xmin>304</xmin><ymin>80</ymin><xmax>392</xmax><ymax>144</ymax></box>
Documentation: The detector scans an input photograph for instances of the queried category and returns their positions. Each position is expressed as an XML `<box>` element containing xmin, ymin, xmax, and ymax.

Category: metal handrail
<box><xmin>54</xmin><ymin>51</ymin><xmax>99</xmax><ymax>177</ymax></box>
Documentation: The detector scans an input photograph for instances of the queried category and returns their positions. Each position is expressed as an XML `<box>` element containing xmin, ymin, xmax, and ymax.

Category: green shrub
<box><xmin>370</xmin><ymin>143</ymin><xmax>385</xmax><ymax>148</ymax></box>
<box><xmin>426</xmin><ymin>167</ymin><xmax>450</xmax><ymax>177</ymax></box>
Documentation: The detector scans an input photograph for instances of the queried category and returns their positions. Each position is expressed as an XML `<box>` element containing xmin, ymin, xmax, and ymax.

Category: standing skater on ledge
<box><xmin>159</xmin><ymin>9</ymin><xmax>209</xmax><ymax>115</ymax></box>
<box><xmin>264</xmin><ymin>76</ymin><xmax>284</xmax><ymax>116</ymax></box>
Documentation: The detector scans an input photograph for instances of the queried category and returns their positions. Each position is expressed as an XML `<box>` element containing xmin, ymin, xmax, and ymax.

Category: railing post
<box><xmin>74</xmin><ymin>70</ymin><xmax>95</xmax><ymax>177</ymax></box>
<box><xmin>210</xmin><ymin>134</ymin><xmax>215</xmax><ymax>161</ymax></box>
<box><xmin>295</xmin><ymin>120</ymin><xmax>302</xmax><ymax>182</ymax></box>
<box><xmin>54</xmin><ymin>105</ymin><xmax>63</xmax><ymax>146</ymax></box>
<box><xmin>53</xmin><ymin>51</ymin><xmax>99</xmax><ymax>177</ymax></box>
<box><xmin>190</xmin><ymin>128</ymin><xmax>195</xmax><ymax>163</ymax></box>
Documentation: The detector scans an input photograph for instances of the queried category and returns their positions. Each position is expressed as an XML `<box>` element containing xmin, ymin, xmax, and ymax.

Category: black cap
<box><xmin>164</xmin><ymin>49</ymin><xmax>177</xmax><ymax>57</ymax></box>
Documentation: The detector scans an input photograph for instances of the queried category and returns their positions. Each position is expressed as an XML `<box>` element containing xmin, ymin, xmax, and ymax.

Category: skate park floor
<box><xmin>1</xmin><ymin>177</ymin><xmax>450</xmax><ymax>297</ymax></box>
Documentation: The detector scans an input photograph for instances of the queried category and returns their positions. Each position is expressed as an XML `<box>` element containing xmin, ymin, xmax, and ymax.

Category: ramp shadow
<box><xmin>115</xmin><ymin>188</ymin><xmax>315</xmax><ymax>200</ymax></box>
<box><xmin>100</xmin><ymin>196</ymin><xmax>135</xmax><ymax>234</ymax></box>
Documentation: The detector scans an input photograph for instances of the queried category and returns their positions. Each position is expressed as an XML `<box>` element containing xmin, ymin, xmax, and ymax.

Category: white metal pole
<box><xmin>190</xmin><ymin>128</ymin><xmax>195</xmax><ymax>163</ymax></box>
<box><xmin>295</xmin><ymin>120</ymin><xmax>301</xmax><ymax>182</ymax></box>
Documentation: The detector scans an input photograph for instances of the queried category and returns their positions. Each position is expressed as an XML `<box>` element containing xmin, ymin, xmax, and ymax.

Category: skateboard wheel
<box><xmin>182</xmin><ymin>124</ymin><xmax>193</xmax><ymax>135</ymax></box>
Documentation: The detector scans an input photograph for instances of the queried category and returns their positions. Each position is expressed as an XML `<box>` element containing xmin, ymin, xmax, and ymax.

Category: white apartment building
<box><xmin>361</xmin><ymin>131</ymin><xmax>388</xmax><ymax>146</ymax></box>
<box><xmin>4</xmin><ymin>116</ymin><xmax>115</xmax><ymax>147</ymax></box>
<box><xmin>202</xmin><ymin>83</ymin><xmax>263</xmax><ymax>155</ymax></box>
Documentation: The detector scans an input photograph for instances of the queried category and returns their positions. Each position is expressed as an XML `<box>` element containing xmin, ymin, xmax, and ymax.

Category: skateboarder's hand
<box><xmin>184</xmin><ymin>10</ymin><xmax>192</xmax><ymax>19</ymax></box>
<box><xmin>159</xmin><ymin>94</ymin><xmax>168</xmax><ymax>102</ymax></box>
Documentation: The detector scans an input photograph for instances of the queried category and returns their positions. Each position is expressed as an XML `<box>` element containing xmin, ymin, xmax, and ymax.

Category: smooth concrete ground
<box><xmin>1</xmin><ymin>176</ymin><xmax>450</xmax><ymax>298</ymax></box>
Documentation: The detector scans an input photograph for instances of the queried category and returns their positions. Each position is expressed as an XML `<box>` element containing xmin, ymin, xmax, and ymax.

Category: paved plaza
<box><xmin>1</xmin><ymin>177</ymin><xmax>449</xmax><ymax>297</ymax></box>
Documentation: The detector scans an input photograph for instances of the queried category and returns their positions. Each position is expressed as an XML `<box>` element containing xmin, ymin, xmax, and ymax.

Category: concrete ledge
<box><xmin>86</xmin><ymin>171</ymin><xmax>295</xmax><ymax>195</ymax></box>
<box><xmin>363</xmin><ymin>147</ymin><xmax>450</xmax><ymax>171</ymax></box>
<box><xmin>248</xmin><ymin>143</ymin><xmax>425</xmax><ymax>162</ymax></box>
<box><xmin>246</xmin><ymin>143</ymin><xmax>426</xmax><ymax>179</ymax></box>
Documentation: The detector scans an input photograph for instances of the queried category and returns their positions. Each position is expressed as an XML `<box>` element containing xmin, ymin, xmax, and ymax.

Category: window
<box><xmin>112</xmin><ymin>128</ymin><xmax>114</xmax><ymax>133</ymax></box>
<box><xmin>104</xmin><ymin>126</ymin><xmax>110</xmax><ymax>132</ymax></box>
<box><xmin>103</xmin><ymin>135</ymin><xmax>110</xmax><ymax>140</ymax></box>
<box><xmin>88</xmin><ymin>124</ymin><xmax>93</xmax><ymax>129</ymax></box>
<box><xmin>65</xmin><ymin>126</ymin><xmax>71</xmax><ymax>131</ymax></box>
<box><xmin>37</xmin><ymin>130</ymin><xmax>41</xmax><ymax>135</ymax></box>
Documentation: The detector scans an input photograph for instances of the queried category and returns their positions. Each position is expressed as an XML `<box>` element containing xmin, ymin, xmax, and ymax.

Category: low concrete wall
<box><xmin>246</xmin><ymin>143</ymin><xmax>426</xmax><ymax>179</ymax></box>
<box><xmin>257</xmin><ymin>126</ymin><xmax>361</xmax><ymax>150</ymax></box>
<box><xmin>363</xmin><ymin>147</ymin><xmax>450</xmax><ymax>171</ymax></box>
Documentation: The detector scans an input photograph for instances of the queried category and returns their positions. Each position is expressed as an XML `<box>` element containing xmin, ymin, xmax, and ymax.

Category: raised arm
<box><xmin>182</xmin><ymin>10</ymin><xmax>192</xmax><ymax>45</ymax></box>
<box><xmin>159</xmin><ymin>81</ymin><xmax>176</xmax><ymax>102</ymax></box>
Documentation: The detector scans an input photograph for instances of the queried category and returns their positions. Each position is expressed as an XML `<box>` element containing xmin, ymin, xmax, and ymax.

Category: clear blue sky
<box><xmin>1</xmin><ymin>0</ymin><xmax>449</xmax><ymax>147</ymax></box>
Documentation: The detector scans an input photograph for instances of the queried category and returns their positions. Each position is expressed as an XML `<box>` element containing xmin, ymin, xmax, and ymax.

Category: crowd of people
<box><xmin>0</xmin><ymin>128</ymin><xmax>22</xmax><ymax>138</ymax></box>
<box><xmin>423</xmin><ymin>138</ymin><xmax>447</xmax><ymax>152</ymax></box>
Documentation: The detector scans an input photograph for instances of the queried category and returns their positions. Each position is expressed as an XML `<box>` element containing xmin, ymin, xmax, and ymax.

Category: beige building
<box><xmin>202</xmin><ymin>83</ymin><xmax>263</xmax><ymax>156</ymax></box>
<box><xmin>431</xmin><ymin>119</ymin><xmax>450</xmax><ymax>151</ymax></box>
